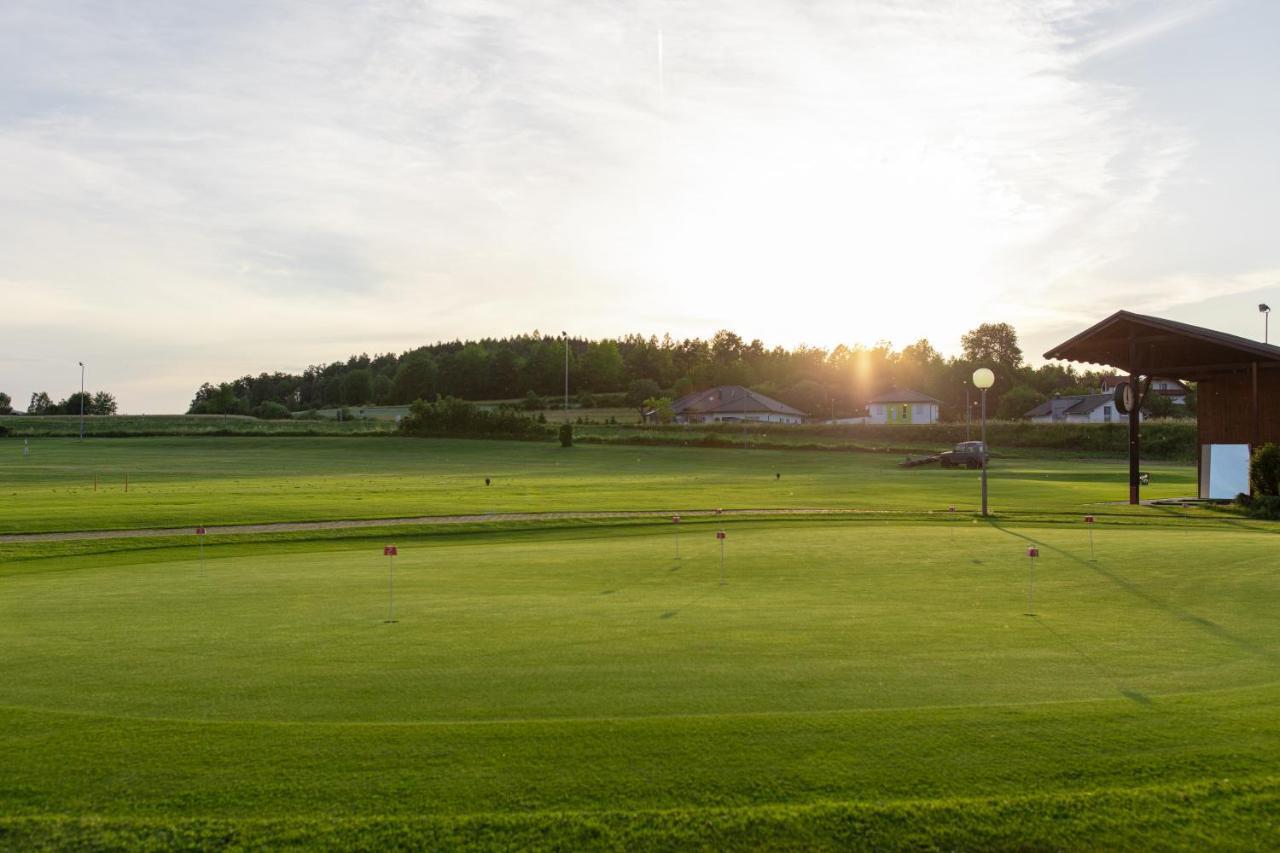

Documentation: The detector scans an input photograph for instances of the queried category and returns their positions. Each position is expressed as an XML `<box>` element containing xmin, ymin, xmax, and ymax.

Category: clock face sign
<box><xmin>1113</xmin><ymin>381</ymin><xmax>1134</xmax><ymax>414</ymax></box>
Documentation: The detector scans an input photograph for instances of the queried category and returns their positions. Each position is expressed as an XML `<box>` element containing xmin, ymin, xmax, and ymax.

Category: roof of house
<box><xmin>1100</xmin><ymin>374</ymin><xmax>1190</xmax><ymax>394</ymax></box>
<box><xmin>670</xmin><ymin>385</ymin><xmax>805</xmax><ymax>417</ymax></box>
<box><xmin>866</xmin><ymin>389</ymin><xmax>942</xmax><ymax>405</ymax></box>
<box><xmin>1044</xmin><ymin>310</ymin><xmax>1280</xmax><ymax>380</ymax></box>
<box><xmin>1024</xmin><ymin>393</ymin><xmax>1114</xmax><ymax>418</ymax></box>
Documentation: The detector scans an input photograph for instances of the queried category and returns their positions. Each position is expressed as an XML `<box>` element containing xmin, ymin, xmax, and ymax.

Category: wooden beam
<box><xmin>1129</xmin><ymin>339</ymin><xmax>1141</xmax><ymax>506</ymax></box>
<box><xmin>1253</xmin><ymin>361</ymin><xmax>1260</xmax><ymax>449</ymax></box>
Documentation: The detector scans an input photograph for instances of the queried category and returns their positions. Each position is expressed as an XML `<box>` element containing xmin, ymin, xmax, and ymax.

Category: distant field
<box><xmin>1</xmin><ymin>519</ymin><xmax>1277</xmax><ymax>848</ymax></box>
<box><xmin>0</xmin><ymin>435</ymin><xmax>1202</xmax><ymax>535</ymax></box>
<box><xmin>0</xmin><ymin>414</ymin><xmax>394</xmax><ymax>437</ymax></box>
<box><xmin>302</xmin><ymin>405</ymin><xmax>639</xmax><ymax>424</ymax></box>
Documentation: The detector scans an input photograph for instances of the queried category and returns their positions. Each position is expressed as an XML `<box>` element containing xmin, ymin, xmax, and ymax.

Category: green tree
<box><xmin>253</xmin><ymin>401</ymin><xmax>292</xmax><ymax>420</ymax></box>
<box><xmin>961</xmin><ymin>322</ymin><xmax>1023</xmax><ymax>370</ymax></box>
<box><xmin>90</xmin><ymin>391</ymin><xmax>117</xmax><ymax>416</ymax></box>
<box><xmin>996</xmin><ymin>384</ymin><xmax>1045</xmax><ymax>420</ymax></box>
<box><xmin>489</xmin><ymin>347</ymin><xmax>522</xmax><ymax>398</ymax></box>
<box><xmin>451</xmin><ymin>343</ymin><xmax>492</xmax><ymax>399</ymax></box>
<box><xmin>1142</xmin><ymin>392</ymin><xmax>1175</xmax><ymax>419</ymax></box>
<box><xmin>28</xmin><ymin>391</ymin><xmax>53</xmax><ymax>415</ymax></box>
<box><xmin>1249</xmin><ymin>443</ymin><xmax>1280</xmax><ymax>497</ymax></box>
<box><xmin>579</xmin><ymin>340</ymin><xmax>626</xmax><ymax>391</ymax></box>
<box><xmin>62</xmin><ymin>391</ymin><xmax>93</xmax><ymax>417</ymax></box>
<box><xmin>392</xmin><ymin>353</ymin><xmax>439</xmax><ymax>404</ymax></box>
<box><xmin>341</xmin><ymin>369</ymin><xmax>373</xmax><ymax>406</ymax></box>
<box><xmin>626</xmin><ymin>379</ymin><xmax>662</xmax><ymax>412</ymax></box>
<box><xmin>371</xmin><ymin>374</ymin><xmax>394</xmax><ymax>406</ymax></box>
<box><xmin>644</xmin><ymin>396</ymin><xmax>674</xmax><ymax>424</ymax></box>
<box><xmin>0</xmin><ymin>392</ymin><xmax>11</xmax><ymax>415</ymax></box>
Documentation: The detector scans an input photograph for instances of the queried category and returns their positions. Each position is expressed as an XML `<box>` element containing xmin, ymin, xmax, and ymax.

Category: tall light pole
<box><xmin>972</xmin><ymin>367</ymin><xmax>995</xmax><ymax>516</ymax></box>
<box><xmin>78</xmin><ymin>361</ymin><xmax>85</xmax><ymax>441</ymax></box>
<box><xmin>1261</xmin><ymin>304</ymin><xmax>1271</xmax><ymax>344</ymax></box>
<box><xmin>561</xmin><ymin>331</ymin><xmax>569</xmax><ymax>415</ymax></box>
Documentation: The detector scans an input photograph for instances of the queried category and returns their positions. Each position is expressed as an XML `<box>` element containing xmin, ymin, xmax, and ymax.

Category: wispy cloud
<box><xmin>0</xmin><ymin>0</ymin><xmax>1268</xmax><ymax>408</ymax></box>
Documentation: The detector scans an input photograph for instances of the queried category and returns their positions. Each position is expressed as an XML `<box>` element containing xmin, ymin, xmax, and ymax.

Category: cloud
<box><xmin>0</xmin><ymin>0</ymin><xmax>1258</xmax><ymax>409</ymax></box>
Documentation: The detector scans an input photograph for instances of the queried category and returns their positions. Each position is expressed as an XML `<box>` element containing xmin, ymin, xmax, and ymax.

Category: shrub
<box><xmin>522</xmin><ymin>390</ymin><xmax>545</xmax><ymax>412</ymax></box>
<box><xmin>400</xmin><ymin>396</ymin><xmax>548</xmax><ymax>440</ymax></box>
<box><xmin>575</xmin><ymin>391</ymin><xmax>596</xmax><ymax>409</ymax></box>
<box><xmin>644</xmin><ymin>396</ymin><xmax>675</xmax><ymax>424</ymax></box>
<box><xmin>252</xmin><ymin>401</ymin><xmax>293</xmax><ymax>420</ymax></box>
<box><xmin>1249</xmin><ymin>443</ymin><xmax>1280</xmax><ymax>497</ymax></box>
<box><xmin>559</xmin><ymin>423</ymin><xmax>573</xmax><ymax>447</ymax></box>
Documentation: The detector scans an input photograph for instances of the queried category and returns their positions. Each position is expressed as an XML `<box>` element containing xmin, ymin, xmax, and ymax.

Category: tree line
<box><xmin>185</xmin><ymin>324</ymin><xmax>1190</xmax><ymax>421</ymax></box>
<box><xmin>13</xmin><ymin>390</ymin><xmax>118</xmax><ymax>416</ymax></box>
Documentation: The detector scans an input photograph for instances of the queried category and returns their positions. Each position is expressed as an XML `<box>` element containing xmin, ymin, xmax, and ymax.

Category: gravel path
<box><xmin>0</xmin><ymin>508</ymin><xmax>872</xmax><ymax>544</ymax></box>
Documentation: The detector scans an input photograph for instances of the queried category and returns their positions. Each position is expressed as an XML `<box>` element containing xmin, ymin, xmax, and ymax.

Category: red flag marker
<box><xmin>1026</xmin><ymin>546</ymin><xmax>1039</xmax><ymax>615</ymax></box>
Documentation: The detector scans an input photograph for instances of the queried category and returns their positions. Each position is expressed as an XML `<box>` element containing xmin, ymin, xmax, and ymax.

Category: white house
<box><xmin>865</xmin><ymin>389</ymin><xmax>941</xmax><ymax>425</ymax></box>
<box><xmin>1100</xmin><ymin>374</ymin><xmax>1190</xmax><ymax>406</ymax></box>
<box><xmin>1024</xmin><ymin>393</ymin><xmax>1139</xmax><ymax>424</ymax></box>
<box><xmin>660</xmin><ymin>385</ymin><xmax>805</xmax><ymax>424</ymax></box>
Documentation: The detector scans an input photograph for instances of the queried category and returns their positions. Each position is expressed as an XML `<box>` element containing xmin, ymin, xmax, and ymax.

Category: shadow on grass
<box><xmin>987</xmin><ymin>519</ymin><xmax>1280</xmax><ymax>668</ymax></box>
<box><xmin>1031</xmin><ymin>615</ymin><xmax>1155</xmax><ymax>707</ymax></box>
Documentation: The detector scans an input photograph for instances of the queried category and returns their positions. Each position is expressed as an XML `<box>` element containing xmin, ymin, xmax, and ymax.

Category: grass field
<box><xmin>0</xmin><ymin>436</ymin><xmax>1203</xmax><ymax>535</ymax></box>
<box><xmin>1</xmin><ymin>437</ymin><xmax>1276</xmax><ymax>849</ymax></box>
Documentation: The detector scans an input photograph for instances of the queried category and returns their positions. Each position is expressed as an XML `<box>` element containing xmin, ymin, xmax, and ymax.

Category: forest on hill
<box><xmin>187</xmin><ymin>323</ymin><xmax>1188</xmax><ymax>422</ymax></box>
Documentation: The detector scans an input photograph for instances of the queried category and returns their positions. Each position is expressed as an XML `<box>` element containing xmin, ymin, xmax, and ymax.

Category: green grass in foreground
<box><xmin>1</xmin><ymin>521</ymin><xmax>1277</xmax><ymax>849</ymax></box>
<box><xmin>0</xmin><ymin>435</ymin><xmax>1199</xmax><ymax>534</ymax></box>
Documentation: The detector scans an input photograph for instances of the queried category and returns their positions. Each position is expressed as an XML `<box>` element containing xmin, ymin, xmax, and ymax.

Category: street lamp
<box><xmin>1261</xmin><ymin>304</ymin><xmax>1271</xmax><ymax>344</ymax></box>
<box><xmin>972</xmin><ymin>367</ymin><xmax>995</xmax><ymax>516</ymax></box>
<box><xmin>561</xmin><ymin>331</ymin><xmax>569</xmax><ymax>415</ymax></box>
<box><xmin>78</xmin><ymin>361</ymin><xmax>85</xmax><ymax>441</ymax></box>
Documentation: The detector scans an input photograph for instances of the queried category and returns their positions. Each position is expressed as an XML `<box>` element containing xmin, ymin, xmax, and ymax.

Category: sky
<box><xmin>2</xmin><ymin>0</ymin><xmax>1278</xmax><ymax>412</ymax></box>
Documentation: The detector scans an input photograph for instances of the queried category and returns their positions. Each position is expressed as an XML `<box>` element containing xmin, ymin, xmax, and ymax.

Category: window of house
<box><xmin>1103</xmin><ymin>405</ymin><xmax>1112</xmax><ymax>422</ymax></box>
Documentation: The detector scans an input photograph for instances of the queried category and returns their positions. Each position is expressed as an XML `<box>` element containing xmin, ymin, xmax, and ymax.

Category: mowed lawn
<box><xmin>1</xmin><ymin>520</ymin><xmax>1278</xmax><ymax>848</ymax></box>
<box><xmin>0</xmin><ymin>436</ymin><xmax>1197</xmax><ymax>534</ymax></box>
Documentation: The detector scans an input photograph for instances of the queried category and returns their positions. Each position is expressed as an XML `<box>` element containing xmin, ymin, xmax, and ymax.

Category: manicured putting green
<box><xmin>3</xmin><ymin>523</ymin><xmax>1274</xmax><ymax>724</ymax></box>
<box><xmin>2</xmin><ymin>520</ymin><xmax>1278</xmax><ymax>848</ymax></box>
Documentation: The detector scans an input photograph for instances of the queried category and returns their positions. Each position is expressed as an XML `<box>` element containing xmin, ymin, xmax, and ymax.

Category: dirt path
<box><xmin>0</xmin><ymin>508</ymin><xmax>876</xmax><ymax>544</ymax></box>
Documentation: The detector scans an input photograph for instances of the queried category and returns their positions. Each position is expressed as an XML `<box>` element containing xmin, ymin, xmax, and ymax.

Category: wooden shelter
<box><xmin>1045</xmin><ymin>310</ymin><xmax>1280</xmax><ymax>503</ymax></box>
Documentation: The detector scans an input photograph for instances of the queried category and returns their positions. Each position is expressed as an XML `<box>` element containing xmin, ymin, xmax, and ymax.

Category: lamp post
<box><xmin>972</xmin><ymin>367</ymin><xmax>995</xmax><ymax>516</ymax></box>
<box><xmin>78</xmin><ymin>361</ymin><xmax>85</xmax><ymax>441</ymax></box>
<box><xmin>561</xmin><ymin>331</ymin><xmax>569</xmax><ymax>415</ymax></box>
<box><xmin>1261</xmin><ymin>304</ymin><xmax>1272</xmax><ymax>344</ymax></box>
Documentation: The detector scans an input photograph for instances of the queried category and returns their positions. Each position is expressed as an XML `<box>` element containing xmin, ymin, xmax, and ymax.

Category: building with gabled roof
<box><xmin>660</xmin><ymin>385</ymin><xmax>804</xmax><ymax>424</ymax></box>
<box><xmin>1024</xmin><ymin>392</ymin><xmax>1133</xmax><ymax>424</ymax></box>
<box><xmin>866</xmin><ymin>389</ymin><xmax>941</xmax><ymax>425</ymax></box>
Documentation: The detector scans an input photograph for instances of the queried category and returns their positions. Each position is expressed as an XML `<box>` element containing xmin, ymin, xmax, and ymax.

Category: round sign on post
<box><xmin>383</xmin><ymin>545</ymin><xmax>398</xmax><ymax>556</ymax></box>
<box><xmin>716</xmin><ymin>530</ymin><xmax>726</xmax><ymax>540</ymax></box>
<box><xmin>196</xmin><ymin>527</ymin><xmax>206</xmax><ymax>536</ymax></box>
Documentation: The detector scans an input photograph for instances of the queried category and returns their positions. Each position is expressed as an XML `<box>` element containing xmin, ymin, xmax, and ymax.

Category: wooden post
<box><xmin>1128</xmin><ymin>341</ymin><xmax>1141</xmax><ymax>506</ymax></box>
<box><xmin>1252</xmin><ymin>362</ymin><xmax>1260</xmax><ymax>450</ymax></box>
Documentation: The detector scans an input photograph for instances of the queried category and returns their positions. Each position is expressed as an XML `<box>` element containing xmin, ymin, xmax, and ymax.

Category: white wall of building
<box><xmin>867</xmin><ymin>402</ymin><xmax>938</xmax><ymax>425</ymax></box>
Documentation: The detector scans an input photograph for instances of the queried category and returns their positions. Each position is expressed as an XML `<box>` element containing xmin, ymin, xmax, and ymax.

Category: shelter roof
<box><xmin>1044</xmin><ymin>311</ymin><xmax>1280</xmax><ymax>380</ymax></box>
